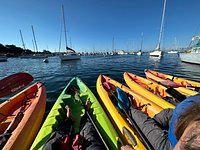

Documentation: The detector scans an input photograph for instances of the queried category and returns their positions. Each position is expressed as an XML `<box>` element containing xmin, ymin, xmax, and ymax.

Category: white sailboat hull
<box><xmin>137</xmin><ymin>51</ymin><xmax>142</xmax><ymax>55</ymax></box>
<box><xmin>149</xmin><ymin>50</ymin><xmax>162</xmax><ymax>57</ymax></box>
<box><xmin>179</xmin><ymin>52</ymin><xmax>200</xmax><ymax>65</ymax></box>
<box><xmin>59</xmin><ymin>54</ymin><xmax>81</xmax><ymax>61</ymax></box>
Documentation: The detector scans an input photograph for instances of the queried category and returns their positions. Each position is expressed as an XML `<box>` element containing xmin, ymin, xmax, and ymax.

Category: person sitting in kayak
<box><xmin>43</xmin><ymin>100</ymin><xmax>104</xmax><ymax>150</ymax></box>
<box><xmin>125</xmin><ymin>93</ymin><xmax>200</xmax><ymax>150</ymax></box>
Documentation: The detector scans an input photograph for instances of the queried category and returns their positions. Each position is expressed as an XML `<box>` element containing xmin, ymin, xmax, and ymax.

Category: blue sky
<box><xmin>0</xmin><ymin>0</ymin><xmax>200</xmax><ymax>52</ymax></box>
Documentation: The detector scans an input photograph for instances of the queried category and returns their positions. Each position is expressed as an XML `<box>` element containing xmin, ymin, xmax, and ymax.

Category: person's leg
<box><xmin>79</xmin><ymin>100</ymin><xmax>104</xmax><ymax>150</ymax></box>
<box><xmin>153</xmin><ymin>108</ymin><xmax>174</xmax><ymax>130</ymax></box>
<box><xmin>130</xmin><ymin>106</ymin><xmax>173</xmax><ymax>150</ymax></box>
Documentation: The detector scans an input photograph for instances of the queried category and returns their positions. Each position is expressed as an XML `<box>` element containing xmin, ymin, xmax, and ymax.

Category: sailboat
<box><xmin>179</xmin><ymin>36</ymin><xmax>200</xmax><ymax>65</ymax></box>
<box><xmin>31</xmin><ymin>25</ymin><xmax>48</xmax><ymax>59</ymax></box>
<box><xmin>137</xmin><ymin>32</ymin><xmax>143</xmax><ymax>55</ymax></box>
<box><xmin>59</xmin><ymin>5</ymin><xmax>80</xmax><ymax>61</ymax></box>
<box><xmin>150</xmin><ymin>0</ymin><xmax>167</xmax><ymax>57</ymax></box>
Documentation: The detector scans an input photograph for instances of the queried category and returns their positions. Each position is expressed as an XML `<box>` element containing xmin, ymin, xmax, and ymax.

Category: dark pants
<box><xmin>130</xmin><ymin>107</ymin><xmax>174</xmax><ymax>150</ymax></box>
<box><xmin>43</xmin><ymin>115</ymin><xmax>104</xmax><ymax>150</ymax></box>
<box><xmin>79</xmin><ymin>116</ymin><xmax>104</xmax><ymax>150</ymax></box>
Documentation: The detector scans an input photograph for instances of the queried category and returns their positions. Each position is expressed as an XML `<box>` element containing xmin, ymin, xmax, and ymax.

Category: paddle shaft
<box><xmin>70</xmin><ymin>86</ymin><xmax>109</xmax><ymax>150</ymax></box>
<box><xmin>109</xmin><ymin>89</ymin><xmax>154</xmax><ymax>150</ymax></box>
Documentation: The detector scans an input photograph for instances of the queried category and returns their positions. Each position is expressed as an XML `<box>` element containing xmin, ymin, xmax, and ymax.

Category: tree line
<box><xmin>0</xmin><ymin>43</ymin><xmax>51</xmax><ymax>57</ymax></box>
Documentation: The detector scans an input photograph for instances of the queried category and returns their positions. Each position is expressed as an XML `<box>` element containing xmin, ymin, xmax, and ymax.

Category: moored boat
<box><xmin>59</xmin><ymin>50</ymin><xmax>81</xmax><ymax>61</ymax></box>
<box><xmin>179</xmin><ymin>35</ymin><xmax>200</xmax><ymax>65</ymax></box>
<box><xmin>149</xmin><ymin>0</ymin><xmax>167</xmax><ymax>57</ymax></box>
<box><xmin>0</xmin><ymin>82</ymin><xmax>46</xmax><ymax>150</ymax></box>
<box><xmin>59</xmin><ymin>5</ymin><xmax>81</xmax><ymax>61</ymax></box>
<box><xmin>31</xmin><ymin>77</ymin><xmax>119</xmax><ymax>150</ymax></box>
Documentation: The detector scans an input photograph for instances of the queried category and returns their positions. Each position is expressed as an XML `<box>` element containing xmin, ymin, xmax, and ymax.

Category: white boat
<box><xmin>167</xmin><ymin>50</ymin><xmax>178</xmax><ymax>54</ymax></box>
<box><xmin>117</xmin><ymin>50</ymin><xmax>127</xmax><ymax>55</ymax></box>
<box><xmin>179</xmin><ymin>36</ymin><xmax>200</xmax><ymax>65</ymax></box>
<box><xmin>0</xmin><ymin>56</ymin><xmax>7</xmax><ymax>62</ymax></box>
<box><xmin>136</xmin><ymin>50</ymin><xmax>142</xmax><ymax>55</ymax></box>
<box><xmin>150</xmin><ymin>0</ymin><xmax>167</xmax><ymax>57</ymax></box>
<box><xmin>43</xmin><ymin>58</ymin><xmax>49</xmax><ymax>63</ymax></box>
<box><xmin>59</xmin><ymin>50</ymin><xmax>80</xmax><ymax>61</ymax></box>
<box><xmin>149</xmin><ymin>50</ymin><xmax>163</xmax><ymax>57</ymax></box>
<box><xmin>59</xmin><ymin>5</ymin><xmax>80</xmax><ymax>61</ymax></box>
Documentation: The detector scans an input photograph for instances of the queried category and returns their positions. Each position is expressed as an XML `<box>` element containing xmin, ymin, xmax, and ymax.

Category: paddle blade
<box><xmin>166</xmin><ymin>87</ymin><xmax>186</xmax><ymax>102</ymax></box>
<box><xmin>160</xmin><ymin>81</ymin><xmax>183</xmax><ymax>88</ymax></box>
<box><xmin>0</xmin><ymin>72</ymin><xmax>33</xmax><ymax>98</ymax></box>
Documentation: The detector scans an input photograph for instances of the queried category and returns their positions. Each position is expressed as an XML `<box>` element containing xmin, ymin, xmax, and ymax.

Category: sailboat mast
<box><xmin>31</xmin><ymin>25</ymin><xmax>38</xmax><ymax>52</ymax></box>
<box><xmin>62</xmin><ymin>5</ymin><xmax>68</xmax><ymax>49</ymax></box>
<box><xmin>140</xmin><ymin>32</ymin><xmax>143</xmax><ymax>51</ymax></box>
<box><xmin>19</xmin><ymin>30</ymin><xmax>26</xmax><ymax>49</ymax></box>
<box><xmin>157</xmin><ymin>0</ymin><xmax>167</xmax><ymax>50</ymax></box>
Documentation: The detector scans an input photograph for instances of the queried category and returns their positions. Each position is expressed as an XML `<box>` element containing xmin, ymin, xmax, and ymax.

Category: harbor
<box><xmin>1</xmin><ymin>0</ymin><xmax>200</xmax><ymax>149</ymax></box>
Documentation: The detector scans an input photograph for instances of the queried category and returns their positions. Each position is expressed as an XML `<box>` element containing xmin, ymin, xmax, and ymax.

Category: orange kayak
<box><xmin>124</xmin><ymin>72</ymin><xmax>175</xmax><ymax>109</ymax></box>
<box><xmin>144</xmin><ymin>69</ymin><xmax>198</xmax><ymax>97</ymax></box>
<box><xmin>0</xmin><ymin>82</ymin><xmax>46</xmax><ymax>150</ymax></box>
<box><xmin>144</xmin><ymin>69</ymin><xmax>200</xmax><ymax>91</ymax></box>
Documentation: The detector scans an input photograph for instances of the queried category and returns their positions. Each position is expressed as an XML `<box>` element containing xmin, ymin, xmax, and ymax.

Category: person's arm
<box><xmin>153</xmin><ymin>108</ymin><xmax>173</xmax><ymax>130</ymax></box>
<box><xmin>130</xmin><ymin>106</ymin><xmax>173</xmax><ymax>150</ymax></box>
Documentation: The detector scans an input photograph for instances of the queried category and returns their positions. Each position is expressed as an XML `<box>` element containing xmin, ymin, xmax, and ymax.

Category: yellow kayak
<box><xmin>144</xmin><ymin>69</ymin><xmax>198</xmax><ymax>97</ymax></box>
<box><xmin>145</xmin><ymin>69</ymin><xmax>200</xmax><ymax>91</ymax></box>
<box><xmin>124</xmin><ymin>72</ymin><xmax>197</xmax><ymax>100</ymax></box>
<box><xmin>97</xmin><ymin>75</ymin><xmax>162</xmax><ymax>150</ymax></box>
<box><xmin>124</xmin><ymin>72</ymin><xmax>175</xmax><ymax>109</ymax></box>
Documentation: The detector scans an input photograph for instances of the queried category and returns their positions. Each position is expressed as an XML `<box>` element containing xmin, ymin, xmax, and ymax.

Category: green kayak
<box><xmin>30</xmin><ymin>77</ymin><xmax>120</xmax><ymax>150</ymax></box>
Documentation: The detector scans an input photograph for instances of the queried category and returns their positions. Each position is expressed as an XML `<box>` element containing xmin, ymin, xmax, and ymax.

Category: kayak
<box><xmin>97</xmin><ymin>75</ymin><xmax>162</xmax><ymax>150</ymax></box>
<box><xmin>124</xmin><ymin>72</ymin><xmax>170</xmax><ymax>97</ymax></box>
<box><xmin>144</xmin><ymin>69</ymin><xmax>200</xmax><ymax>91</ymax></box>
<box><xmin>124</xmin><ymin>72</ymin><xmax>197</xmax><ymax>102</ymax></box>
<box><xmin>31</xmin><ymin>77</ymin><xmax>120</xmax><ymax>150</ymax></box>
<box><xmin>144</xmin><ymin>70</ymin><xmax>198</xmax><ymax>97</ymax></box>
<box><xmin>0</xmin><ymin>82</ymin><xmax>46</xmax><ymax>150</ymax></box>
<box><xmin>123</xmin><ymin>72</ymin><xmax>175</xmax><ymax>109</ymax></box>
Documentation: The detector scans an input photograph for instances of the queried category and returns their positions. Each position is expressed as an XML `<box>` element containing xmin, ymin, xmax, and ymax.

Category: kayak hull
<box><xmin>0</xmin><ymin>82</ymin><xmax>46</xmax><ymax>150</ymax></box>
<box><xmin>31</xmin><ymin>77</ymin><xmax>119</xmax><ymax>150</ymax></box>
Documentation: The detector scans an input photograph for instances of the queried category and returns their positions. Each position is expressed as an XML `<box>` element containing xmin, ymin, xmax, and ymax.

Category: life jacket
<box><xmin>168</xmin><ymin>94</ymin><xmax>200</xmax><ymax>147</ymax></box>
<box><xmin>116</xmin><ymin>88</ymin><xmax>130</xmax><ymax>110</ymax></box>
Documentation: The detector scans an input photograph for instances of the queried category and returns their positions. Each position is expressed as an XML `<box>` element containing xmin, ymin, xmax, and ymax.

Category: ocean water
<box><xmin>1</xmin><ymin>53</ymin><xmax>200</xmax><ymax>110</ymax></box>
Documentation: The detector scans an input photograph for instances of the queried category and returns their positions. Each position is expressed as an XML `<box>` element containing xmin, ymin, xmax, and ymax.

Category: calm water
<box><xmin>1</xmin><ymin>53</ymin><xmax>200</xmax><ymax>110</ymax></box>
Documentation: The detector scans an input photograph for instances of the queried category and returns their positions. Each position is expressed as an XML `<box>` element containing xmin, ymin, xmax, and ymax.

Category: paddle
<box><xmin>162</xmin><ymin>80</ymin><xmax>200</xmax><ymax>92</ymax></box>
<box><xmin>0</xmin><ymin>72</ymin><xmax>33</xmax><ymax>98</ymax></box>
<box><xmin>154</xmin><ymin>81</ymin><xmax>187</xmax><ymax>102</ymax></box>
<box><xmin>103</xmin><ymin>82</ymin><xmax>154</xmax><ymax>150</ymax></box>
<box><xmin>68</xmin><ymin>85</ymin><xmax>109</xmax><ymax>150</ymax></box>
